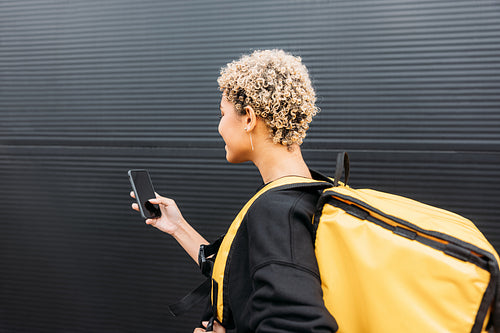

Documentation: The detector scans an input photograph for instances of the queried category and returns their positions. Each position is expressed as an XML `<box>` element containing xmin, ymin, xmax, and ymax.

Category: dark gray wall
<box><xmin>1</xmin><ymin>0</ymin><xmax>499</xmax><ymax>332</ymax></box>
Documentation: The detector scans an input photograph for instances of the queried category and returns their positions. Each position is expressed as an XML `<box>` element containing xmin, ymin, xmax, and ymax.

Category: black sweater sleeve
<box><xmin>244</xmin><ymin>189</ymin><xmax>338</xmax><ymax>333</ymax></box>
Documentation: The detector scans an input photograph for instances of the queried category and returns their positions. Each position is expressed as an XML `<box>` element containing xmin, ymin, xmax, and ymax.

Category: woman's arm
<box><xmin>131</xmin><ymin>192</ymin><xmax>208</xmax><ymax>263</ymax></box>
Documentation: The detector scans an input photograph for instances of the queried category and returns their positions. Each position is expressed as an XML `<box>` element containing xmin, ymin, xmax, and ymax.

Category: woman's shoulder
<box><xmin>251</xmin><ymin>171</ymin><xmax>331</xmax><ymax>214</ymax></box>
<box><xmin>244</xmin><ymin>170</ymin><xmax>332</xmax><ymax>228</ymax></box>
<box><xmin>241</xmin><ymin>182</ymin><xmax>324</xmax><ymax>270</ymax></box>
<box><xmin>247</xmin><ymin>184</ymin><xmax>321</xmax><ymax>227</ymax></box>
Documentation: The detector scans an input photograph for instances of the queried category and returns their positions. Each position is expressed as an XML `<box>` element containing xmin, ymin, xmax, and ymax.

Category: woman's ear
<box><xmin>243</xmin><ymin>106</ymin><xmax>257</xmax><ymax>131</ymax></box>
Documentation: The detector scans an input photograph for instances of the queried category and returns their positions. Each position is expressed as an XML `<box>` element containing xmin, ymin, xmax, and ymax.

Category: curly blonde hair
<box><xmin>217</xmin><ymin>49</ymin><xmax>318</xmax><ymax>147</ymax></box>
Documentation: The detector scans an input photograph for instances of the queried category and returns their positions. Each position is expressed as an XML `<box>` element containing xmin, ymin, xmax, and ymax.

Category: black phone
<box><xmin>128</xmin><ymin>169</ymin><xmax>162</xmax><ymax>219</ymax></box>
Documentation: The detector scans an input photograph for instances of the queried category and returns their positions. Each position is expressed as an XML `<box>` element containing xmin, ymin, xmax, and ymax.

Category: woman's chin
<box><xmin>226</xmin><ymin>155</ymin><xmax>238</xmax><ymax>164</ymax></box>
<box><xmin>225</xmin><ymin>153</ymin><xmax>245</xmax><ymax>164</ymax></box>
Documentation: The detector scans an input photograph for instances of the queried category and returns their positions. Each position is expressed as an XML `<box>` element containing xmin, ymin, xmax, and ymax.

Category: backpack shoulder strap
<box><xmin>334</xmin><ymin>151</ymin><xmax>349</xmax><ymax>186</ymax></box>
<box><xmin>490</xmin><ymin>267</ymin><xmax>500</xmax><ymax>332</ymax></box>
<box><xmin>168</xmin><ymin>277</ymin><xmax>211</xmax><ymax>317</ymax></box>
<box><xmin>211</xmin><ymin>175</ymin><xmax>332</xmax><ymax>325</ymax></box>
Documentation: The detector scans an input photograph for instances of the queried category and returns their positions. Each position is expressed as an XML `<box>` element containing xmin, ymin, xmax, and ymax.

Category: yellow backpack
<box><xmin>175</xmin><ymin>153</ymin><xmax>500</xmax><ymax>332</ymax></box>
<box><xmin>312</xmin><ymin>153</ymin><xmax>500</xmax><ymax>332</ymax></box>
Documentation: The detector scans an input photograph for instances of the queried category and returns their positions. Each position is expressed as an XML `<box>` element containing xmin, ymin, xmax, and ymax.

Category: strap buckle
<box><xmin>198</xmin><ymin>244</ymin><xmax>214</xmax><ymax>278</ymax></box>
<box><xmin>198</xmin><ymin>236</ymin><xmax>224</xmax><ymax>278</ymax></box>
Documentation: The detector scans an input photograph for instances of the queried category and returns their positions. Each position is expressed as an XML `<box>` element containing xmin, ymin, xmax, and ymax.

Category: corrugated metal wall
<box><xmin>1</xmin><ymin>0</ymin><xmax>499</xmax><ymax>331</ymax></box>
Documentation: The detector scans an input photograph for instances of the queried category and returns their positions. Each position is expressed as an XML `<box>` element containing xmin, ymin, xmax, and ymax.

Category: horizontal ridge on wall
<box><xmin>1</xmin><ymin>0</ymin><xmax>500</xmax><ymax>152</ymax></box>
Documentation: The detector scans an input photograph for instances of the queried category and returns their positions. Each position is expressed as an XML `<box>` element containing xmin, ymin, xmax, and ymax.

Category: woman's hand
<box><xmin>130</xmin><ymin>191</ymin><xmax>185</xmax><ymax>235</ymax></box>
<box><xmin>193</xmin><ymin>321</ymin><xmax>225</xmax><ymax>333</ymax></box>
<box><xmin>131</xmin><ymin>191</ymin><xmax>209</xmax><ymax>262</ymax></box>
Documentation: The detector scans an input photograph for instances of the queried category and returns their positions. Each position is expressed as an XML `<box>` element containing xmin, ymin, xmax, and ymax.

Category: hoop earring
<box><xmin>244</xmin><ymin>127</ymin><xmax>254</xmax><ymax>151</ymax></box>
<box><xmin>249</xmin><ymin>132</ymin><xmax>254</xmax><ymax>151</ymax></box>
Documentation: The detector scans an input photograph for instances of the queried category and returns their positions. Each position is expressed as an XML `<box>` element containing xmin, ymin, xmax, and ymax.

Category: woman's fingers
<box><xmin>192</xmin><ymin>321</ymin><xmax>210</xmax><ymax>333</ymax></box>
<box><xmin>131</xmin><ymin>190</ymin><xmax>171</xmax><ymax>207</ymax></box>
<box><xmin>192</xmin><ymin>320</ymin><xmax>224</xmax><ymax>333</ymax></box>
<box><xmin>193</xmin><ymin>322</ymin><xmax>209</xmax><ymax>333</ymax></box>
<box><xmin>213</xmin><ymin>321</ymin><xmax>225</xmax><ymax>332</ymax></box>
<box><xmin>130</xmin><ymin>191</ymin><xmax>164</xmax><ymax>212</ymax></box>
<box><xmin>149</xmin><ymin>196</ymin><xmax>173</xmax><ymax>206</ymax></box>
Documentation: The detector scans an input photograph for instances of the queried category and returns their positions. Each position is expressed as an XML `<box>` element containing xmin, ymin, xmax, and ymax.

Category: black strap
<box><xmin>169</xmin><ymin>237</ymin><xmax>224</xmax><ymax>317</ymax></box>
<box><xmin>489</xmin><ymin>269</ymin><xmax>500</xmax><ymax>332</ymax></box>
<box><xmin>205</xmin><ymin>317</ymin><xmax>215</xmax><ymax>331</ymax></box>
<box><xmin>334</xmin><ymin>152</ymin><xmax>350</xmax><ymax>186</ymax></box>
<box><xmin>199</xmin><ymin>236</ymin><xmax>223</xmax><ymax>278</ymax></box>
<box><xmin>168</xmin><ymin>278</ymin><xmax>211</xmax><ymax>317</ymax></box>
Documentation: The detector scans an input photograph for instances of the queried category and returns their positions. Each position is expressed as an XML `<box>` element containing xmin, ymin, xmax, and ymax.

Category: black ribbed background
<box><xmin>1</xmin><ymin>1</ymin><xmax>499</xmax><ymax>332</ymax></box>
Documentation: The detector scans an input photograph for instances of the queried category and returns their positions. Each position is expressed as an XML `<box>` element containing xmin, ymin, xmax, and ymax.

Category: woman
<box><xmin>131</xmin><ymin>49</ymin><xmax>337</xmax><ymax>332</ymax></box>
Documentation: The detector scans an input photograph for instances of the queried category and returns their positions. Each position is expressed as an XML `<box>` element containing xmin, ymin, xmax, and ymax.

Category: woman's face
<box><xmin>218</xmin><ymin>96</ymin><xmax>250</xmax><ymax>163</ymax></box>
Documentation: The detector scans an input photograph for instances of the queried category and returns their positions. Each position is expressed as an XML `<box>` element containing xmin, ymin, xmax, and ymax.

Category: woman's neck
<box><xmin>252</xmin><ymin>143</ymin><xmax>311</xmax><ymax>184</ymax></box>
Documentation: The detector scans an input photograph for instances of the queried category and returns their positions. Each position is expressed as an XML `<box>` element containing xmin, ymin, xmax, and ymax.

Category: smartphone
<box><xmin>128</xmin><ymin>169</ymin><xmax>162</xmax><ymax>219</ymax></box>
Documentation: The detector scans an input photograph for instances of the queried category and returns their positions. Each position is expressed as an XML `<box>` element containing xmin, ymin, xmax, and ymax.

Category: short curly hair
<box><xmin>217</xmin><ymin>49</ymin><xmax>319</xmax><ymax>147</ymax></box>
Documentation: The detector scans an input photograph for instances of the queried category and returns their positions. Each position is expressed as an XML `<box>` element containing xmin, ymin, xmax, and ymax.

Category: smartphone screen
<box><xmin>128</xmin><ymin>169</ymin><xmax>161</xmax><ymax>219</ymax></box>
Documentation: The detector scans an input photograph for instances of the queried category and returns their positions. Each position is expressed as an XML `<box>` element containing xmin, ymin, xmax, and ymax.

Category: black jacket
<box><xmin>207</xmin><ymin>172</ymin><xmax>338</xmax><ymax>332</ymax></box>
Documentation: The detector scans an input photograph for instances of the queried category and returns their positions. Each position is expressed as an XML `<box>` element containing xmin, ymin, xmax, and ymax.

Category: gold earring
<box><xmin>244</xmin><ymin>127</ymin><xmax>254</xmax><ymax>150</ymax></box>
<box><xmin>249</xmin><ymin>132</ymin><xmax>254</xmax><ymax>151</ymax></box>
